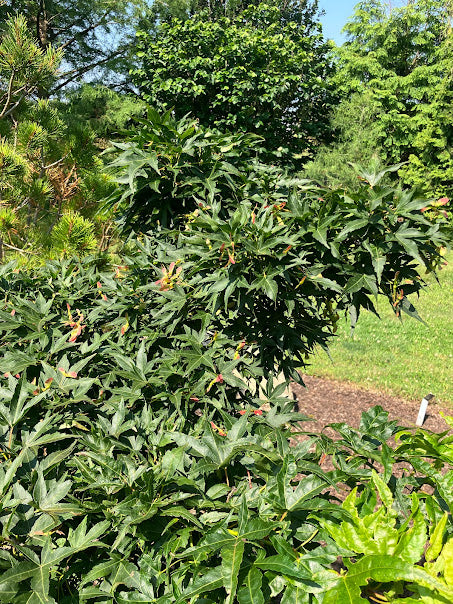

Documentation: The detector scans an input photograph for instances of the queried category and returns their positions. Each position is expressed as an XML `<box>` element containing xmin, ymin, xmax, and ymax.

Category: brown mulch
<box><xmin>291</xmin><ymin>376</ymin><xmax>452</xmax><ymax>500</ymax></box>
<box><xmin>292</xmin><ymin>374</ymin><xmax>451</xmax><ymax>435</ymax></box>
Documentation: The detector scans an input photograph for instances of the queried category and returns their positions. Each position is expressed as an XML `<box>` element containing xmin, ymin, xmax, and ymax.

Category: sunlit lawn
<box><xmin>307</xmin><ymin>254</ymin><xmax>453</xmax><ymax>406</ymax></box>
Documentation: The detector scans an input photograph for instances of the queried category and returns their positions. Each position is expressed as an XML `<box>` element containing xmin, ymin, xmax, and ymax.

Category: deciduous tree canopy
<box><xmin>132</xmin><ymin>3</ymin><xmax>338</xmax><ymax>167</ymax></box>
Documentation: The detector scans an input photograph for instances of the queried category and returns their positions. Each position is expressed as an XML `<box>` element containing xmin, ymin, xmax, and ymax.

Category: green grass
<box><xmin>307</xmin><ymin>254</ymin><xmax>453</xmax><ymax>406</ymax></box>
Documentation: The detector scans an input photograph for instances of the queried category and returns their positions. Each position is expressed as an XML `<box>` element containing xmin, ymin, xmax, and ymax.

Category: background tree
<box><xmin>307</xmin><ymin>0</ymin><xmax>453</xmax><ymax>199</ymax></box>
<box><xmin>0</xmin><ymin>14</ymin><xmax>60</xmax><ymax>119</ymax></box>
<box><xmin>0</xmin><ymin>0</ymin><xmax>148</xmax><ymax>91</ymax></box>
<box><xmin>150</xmin><ymin>0</ymin><xmax>323</xmax><ymax>27</ymax></box>
<box><xmin>132</xmin><ymin>2</ymin><xmax>338</xmax><ymax>167</ymax></box>
<box><xmin>304</xmin><ymin>91</ymin><xmax>385</xmax><ymax>188</ymax></box>
<box><xmin>0</xmin><ymin>15</ymin><xmax>136</xmax><ymax>259</ymax></box>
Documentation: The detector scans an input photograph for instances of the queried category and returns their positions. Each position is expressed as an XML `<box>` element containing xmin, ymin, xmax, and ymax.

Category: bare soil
<box><xmin>291</xmin><ymin>375</ymin><xmax>451</xmax><ymax>501</ymax></box>
<box><xmin>292</xmin><ymin>374</ymin><xmax>451</xmax><ymax>435</ymax></box>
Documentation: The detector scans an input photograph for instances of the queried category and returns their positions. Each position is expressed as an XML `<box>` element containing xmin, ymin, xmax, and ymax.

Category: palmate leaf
<box><xmin>314</xmin><ymin>473</ymin><xmax>427</xmax><ymax>561</ymax></box>
<box><xmin>32</xmin><ymin>472</ymin><xmax>75</xmax><ymax>514</ymax></box>
<box><xmin>250</xmin><ymin>274</ymin><xmax>278</xmax><ymax>301</ymax></box>
<box><xmin>323</xmin><ymin>554</ymin><xmax>453</xmax><ymax>604</ymax></box>
<box><xmin>0</xmin><ymin>521</ymin><xmax>109</xmax><ymax>599</ymax></box>
<box><xmin>358</xmin><ymin>406</ymin><xmax>399</xmax><ymax>442</ymax></box>
<box><xmin>179</xmin><ymin>515</ymin><xmax>279</xmax><ymax>562</ymax></box>
<box><xmin>0</xmin><ymin>376</ymin><xmax>48</xmax><ymax>429</ymax></box>
<box><xmin>274</xmin><ymin>457</ymin><xmax>330</xmax><ymax>512</ymax></box>
<box><xmin>344</xmin><ymin>273</ymin><xmax>378</xmax><ymax>297</ymax></box>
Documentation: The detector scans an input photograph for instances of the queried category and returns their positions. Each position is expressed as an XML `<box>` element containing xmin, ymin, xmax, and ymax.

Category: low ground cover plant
<box><xmin>0</xmin><ymin>110</ymin><xmax>451</xmax><ymax>602</ymax></box>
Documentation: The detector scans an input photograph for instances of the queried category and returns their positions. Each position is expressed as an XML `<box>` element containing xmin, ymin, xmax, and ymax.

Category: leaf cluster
<box><xmin>0</xmin><ymin>150</ymin><xmax>451</xmax><ymax>599</ymax></box>
<box><xmin>313</xmin><ymin>0</ymin><xmax>453</xmax><ymax>201</ymax></box>
<box><xmin>0</xmin><ymin>99</ymin><xmax>451</xmax><ymax>601</ymax></box>
<box><xmin>131</xmin><ymin>3</ymin><xmax>337</xmax><ymax>166</ymax></box>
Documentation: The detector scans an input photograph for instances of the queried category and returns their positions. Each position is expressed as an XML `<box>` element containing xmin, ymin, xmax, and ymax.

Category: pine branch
<box><xmin>1</xmin><ymin>90</ymin><xmax>31</xmax><ymax>120</ymax></box>
<box><xmin>0</xmin><ymin>70</ymin><xmax>16</xmax><ymax>119</ymax></box>
<box><xmin>3</xmin><ymin>242</ymin><xmax>35</xmax><ymax>254</ymax></box>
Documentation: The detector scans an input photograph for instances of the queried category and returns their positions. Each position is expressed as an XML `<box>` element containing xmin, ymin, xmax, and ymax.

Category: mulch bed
<box><xmin>290</xmin><ymin>375</ymin><xmax>452</xmax><ymax>500</ymax></box>
<box><xmin>292</xmin><ymin>374</ymin><xmax>451</xmax><ymax>435</ymax></box>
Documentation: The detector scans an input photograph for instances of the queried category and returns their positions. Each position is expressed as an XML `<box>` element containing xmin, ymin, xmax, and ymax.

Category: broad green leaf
<box><xmin>344</xmin><ymin>273</ymin><xmax>378</xmax><ymax>297</ymax></box>
<box><xmin>0</xmin><ymin>562</ymin><xmax>37</xmax><ymax>585</ymax></box>
<box><xmin>254</xmin><ymin>555</ymin><xmax>313</xmax><ymax>581</ymax></box>
<box><xmin>252</xmin><ymin>274</ymin><xmax>278</xmax><ymax>301</ymax></box>
<box><xmin>337</xmin><ymin>218</ymin><xmax>369</xmax><ymax>240</ymax></box>
<box><xmin>323</xmin><ymin>554</ymin><xmax>452</xmax><ymax>604</ymax></box>
<box><xmin>426</xmin><ymin>513</ymin><xmax>449</xmax><ymax>562</ymax></box>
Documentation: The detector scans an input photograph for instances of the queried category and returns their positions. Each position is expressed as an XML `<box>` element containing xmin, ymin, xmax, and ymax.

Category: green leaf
<box><xmin>426</xmin><ymin>513</ymin><xmax>449</xmax><ymax>562</ymax></box>
<box><xmin>363</xmin><ymin>242</ymin><xmax>386</xmax><ymax>284</ymax></box>
<box><xmin>0</xmin><ymin>562</ymin><xmax>37</xmax><ymax>586</ymax></box>
<box><xmin>337</xmin><ymin>218</ymin><xmax>369</xmax><ymax>240</ymax></box>
<box><xmin>323</xmin><ymin>554</ymin><xmax>452</xmax><ymax>604</ymax></box>
<box><xmin>254</xmin><ymin>556</ymin><xmax>313</xmax><ymax>581</ymax></box>
<box><xmin>176</xmin><ymin>566</ymin><xmax>224</xmax><ymax>603</ymax></box>
<box><xmin>252</xmin><ymin>274</ymin><xmax>278</xmax><ymax>301</ymax></box>
<box><xmin>237</xmin><ymin>567</ymin><xmax>265</xmax><ymax>604</ymax></box>
<box><xmin>399</xmin><ymin>296</ymin><xmax>426</xmax><ymax>324</ymax></box>
<box><xmin>344</xmin><ymin>273</ymin><xmax>378</xmax><ymax>297</ymax></box>
<box><xmin>222</xmin><ymin>539</ymin><xmax>245</xmax><ymax>604</ymax></box>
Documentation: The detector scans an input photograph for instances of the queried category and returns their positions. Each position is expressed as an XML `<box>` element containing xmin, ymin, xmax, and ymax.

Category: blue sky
<box><xmin>318</xmin><ymin>0</ymin><xmax>358</xmax><ymax>44</ymax></box>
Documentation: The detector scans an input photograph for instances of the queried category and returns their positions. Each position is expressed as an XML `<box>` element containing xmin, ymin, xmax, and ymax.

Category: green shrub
<box><xmin>0</xmin><ymin>110</ymin><xmax>451</xmax><ymax>602</ymax></box>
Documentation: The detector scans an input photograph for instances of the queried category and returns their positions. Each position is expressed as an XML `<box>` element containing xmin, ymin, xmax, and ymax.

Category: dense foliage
<box><xmin>132</xmin><ymin>3</ymin><xmax>337</xmax><ymax>166</ymax></box>
<box><xmin>306</xmin><ymin>0</ymin><xmax>453</xmax><ymax>200</ymax></box>
<box><xmin>0</xmin><ymin>0</ymin><xmax>148</xmax><ymax>90</ymax></box>
<box><xmin>0</xmin><ymin>104</ymin><xmax>451</xmax><ymax>598</ymax></box>
<box><xmin>0</xmin><ymin>16</ymin><xmax>144</xmax><ymax>261</ymax></box>
<box><xmin>0</xmin><ymin>251</ymin><xmax>452</xmax><ymax>602</ymax></box>
<box><xmin>1</xmin><ymin>1</ymin><xmax>453</xmax><ymax>601</ymax></box>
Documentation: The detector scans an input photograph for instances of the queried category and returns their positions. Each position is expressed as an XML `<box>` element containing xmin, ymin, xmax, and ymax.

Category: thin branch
<box><xmin>1</xmin><ymin>91</ymin><xmax>29</xmax><ymax>120</ymax></box>
<box><xmin>0</xmin><ymin>70</ymin><xmax>16</xmax><ymax>119</ymax></box>
<box><xmin>42</xmin><ymin>152</ymin><xmax>70</xmax><ymax>170</ymax></box>
<box><xmin>0</xmin><ymin>83</ymin><xmax>28</xmax><ymax>108</ymax></box>
<box><xmin>51</xmin><ymin>50</ymin><xmax>123</xmax><ymax>92</ymax></box>
<box><xmin>57</xmin><ymin>14</ymin><xmax>110</xmax><ymax>52</ymax></box>
<box><xmin>3</xmin><ymin>242</ymin><xmax>35</xmax><ymax>254</ymax></box>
